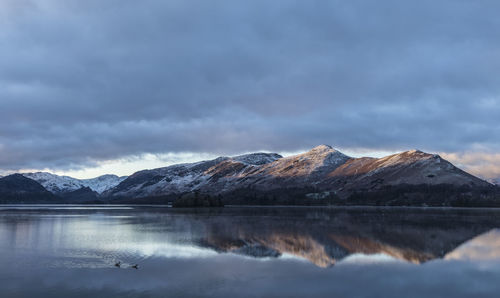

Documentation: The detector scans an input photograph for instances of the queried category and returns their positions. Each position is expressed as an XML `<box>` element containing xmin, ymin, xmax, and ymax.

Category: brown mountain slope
<box><xmin>323</xmin><ymin>150</ymin><xmax>489</xmax><ymax>197</ymax></box>
<box><xmin>105</xmin><ymin>146</ymin><xmax>492</xmax><ymax>204</ymax></box>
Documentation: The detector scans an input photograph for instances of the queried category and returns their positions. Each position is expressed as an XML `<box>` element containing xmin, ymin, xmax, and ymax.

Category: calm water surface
<box><xmin>1</xmin><ymin>205</ymin><xmax>500</xmax><ymax>297</ymax></box>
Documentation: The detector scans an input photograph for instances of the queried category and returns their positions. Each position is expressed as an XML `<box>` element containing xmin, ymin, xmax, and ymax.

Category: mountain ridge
<box><xmin>23</xmin><ymin>172</ymin><xmax>127</xmax><ymax>194</ymax></box>
<box><xmin>1</xmin><ymin>145</ymin><xmax>498</xmax><ymax>206</ymax></box>
<box><xmin>104</xmin><ymin>145</ymin><xmax>492</xmax><ymax>203</ymax></box>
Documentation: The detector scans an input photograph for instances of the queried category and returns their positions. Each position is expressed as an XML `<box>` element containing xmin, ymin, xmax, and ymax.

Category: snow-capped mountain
<box><xmin>104</xmin><ymin>145</ymin><xmax>490</xmax><ymax>200</ymax></box>
<box><xmin>23</xmin><ymin>172</ymin><xmax>127</xmax><ymax>194</ymax></box>
<box><xmin>198</xmin><ymin>144</ymin><xmax>351</xmax><ymax>193</ymax></box>
<box><xmin>104</xmin><ymin>152</ymin><xmax>283</xmax><ymax>198</ymax></box>
<box><xmin>80</xmin><ymin>174</ymin><xmax>129</xmax><ymax>193</ymax></box>
<box><xmin>0</xmin><ymin>145</ymin><xmax>496</xmax><ymax>204</ymax></box>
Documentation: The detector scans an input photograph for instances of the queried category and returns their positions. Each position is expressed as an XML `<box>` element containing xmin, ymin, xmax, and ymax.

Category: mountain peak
<box><xmin>23</xmin><ymin>172</ymin><xmax>127</xmax><ymax>194</ymax></box>
<box><xmin>303</xmin><ymin>145</ymin><xmax>350</xmax><ymax>162</ymax></box>
<box><xmin>403</xmin><ymin>149</ymin><xmax>434</xmax><ymax>156</ymax></box>
<box><xmin>310</xmin><ymin>144</ymin><xmax>334</xmax><ymax>152</ymax></box>
<box><xmin>407</xmin><ymin>149</ymin><xmax>423</xmax><ymax>154</ymax></box>
<box><xmin>376</xmin><ymin>149</ymin><xmax>436</xmax><ymax>167</ymax></box>
<box><xmin>260</xmin><ymin>145</ymin><xmax>351</xmax><ymax>177</ymax></box>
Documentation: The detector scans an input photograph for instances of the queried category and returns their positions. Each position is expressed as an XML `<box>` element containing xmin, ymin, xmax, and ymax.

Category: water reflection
<box><xmin>446</xmin><ymin>229</ymin><xmax>500</xmax><ymax>261</ymax></box>
<box><xmin>1</xmin><ymin>206</ymin><xmax>500</xmax><ymax>269</ymax></box>
<box><xmin>182</xmin><ymin>207</ymin><xmax>500</xmax><ymax>266</ymax></box>
<box><xmin>2</xmin><ymin>206</ymin><xmax>500</xmax><ymax>297</ymax></box>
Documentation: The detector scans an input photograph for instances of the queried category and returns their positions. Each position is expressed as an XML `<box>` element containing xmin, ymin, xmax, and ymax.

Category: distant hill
<box><xmin>59</xmin><ymin>186</ymin><xmax>99</xmax><ymax>203</ymax></box>
<box><xmin>23</xmin><ymin>172</ymin><xmax>127</xmax><ymax>194</ymax></box>
<box><xmin>0</xmin><ymin>174</ymin><xmax>57</xmax><ymax>203</ymax></box>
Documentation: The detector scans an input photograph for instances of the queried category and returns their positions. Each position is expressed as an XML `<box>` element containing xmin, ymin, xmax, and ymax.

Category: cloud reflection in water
<box><xmin>1</xmin><ymin>206</ymin><xmax>500</xmax><ymax>297</ymax></box>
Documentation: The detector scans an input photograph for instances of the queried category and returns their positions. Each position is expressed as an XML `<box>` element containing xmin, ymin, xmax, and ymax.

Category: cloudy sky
<box><xmin>0</xmin><ymin>0</ymin><xmax>499</xmax><ymax>179</ymax></box>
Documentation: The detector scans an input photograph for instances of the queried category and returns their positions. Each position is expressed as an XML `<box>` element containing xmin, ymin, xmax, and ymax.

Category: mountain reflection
<box><xmin>1</xmin><ymin>206</ymin><xmax>500</xmax><ymax>269</ymax></box>
<box><xmin>3</xmin><ymin>206</ymin><xmax>500</xmax><ymax>298</ymax></box>
<box><xmin>185</xmin><ymin>208</ymin><xmax>500</xmax><ymax>267</ymax></box>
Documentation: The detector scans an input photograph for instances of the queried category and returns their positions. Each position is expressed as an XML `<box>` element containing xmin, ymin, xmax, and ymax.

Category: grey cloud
<box><xmin>1</xmin><ymin>0</ymin><xmax>500</xmax><ymax>171</ymax></box>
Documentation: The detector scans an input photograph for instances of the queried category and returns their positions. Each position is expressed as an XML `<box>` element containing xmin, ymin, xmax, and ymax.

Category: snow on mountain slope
<box><xmin>23</xmin><ymin>172</ymin><xmax>127</xmax><ymax>194</ymax></box>
<box><xmin>23</xmin><ymin>172</ymin><xmax>82</xmax><ymax>193</ymax></box>
<box><xmin>232</xmin><ymin>153</ymin><xmax>283</xmax><ymax>165</ymax></box>
<box><xmin>80</xmin><ymin>174</ymin><xmax>129</xmax><ymax>193</ymax></box>
<box><xmin>103</xmin><ymin>153</ymin><xmax>282</xmax><ymax>197</ymax></box>
<box><xmin>201</xmin><ymin>145</ymin><xmax>352</xmax><ymax>192</ymax></box>
<box><xmin>105</xmin><ymin>146</ymin><xmax>351</xmax><ymax>198</ymax></box>
<box><xmin>252</xmin><ymin>145</ymin><xmax>350</xmax><ymax>179</ymax></box>
<box><xmin>104</xmin><ymin>145</ymin><xmax>491</xmax><ymax>200</ymax></box>
<box><xmin>104</xmin><ymin>152</ymin><xmax>283</xmax><ymax>198</ymax></box>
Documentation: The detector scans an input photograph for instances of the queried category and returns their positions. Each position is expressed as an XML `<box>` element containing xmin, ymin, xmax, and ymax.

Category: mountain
<box><xmin>23</xmin><ymin>172</ymin><xmax>127</xmax><ymax>194</ymax></box>
<box><xmin>61</xmin><ymin>186</ymin><xmax>99</xmax><ymax>202</ymax></box>
<box><xmin>0</xmin><ymin>174</ymin><xmax>57</xmax><ymax>203</ymax></box>
<box><xmin>2</xmin><ymin>145</ymin><xmax>495</xmax><ymax>205</ymax></box>
<box><xmin>104</xmin><ymin>145</ymin><xmax>493</xmax><ymax>205</ymax></box>
<box><xmin>204</xmin><ymin>145</ymin><xmax>351</xmax><ymax>191</ymax></box>
<box><xmin>104</xmin><ymin>145</ymin><xmax>352</xmax><ymax>199</ymax></box>
<box><xmin>104</xmin><ymin>152</ymin><xmax>283</xmax><ymax>198</ymax></box>
<box><xmin>324</xmin><ymin>149</ymin><xmax>489</xmax><ymax>197</ymax></box>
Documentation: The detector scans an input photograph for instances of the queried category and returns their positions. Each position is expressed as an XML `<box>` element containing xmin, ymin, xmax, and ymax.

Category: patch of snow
<box><xmin>231</xmin><ymin>153</ymin><xmax>282</xmax><ymax>165</ymax></box>
<box><xmin>23</xmin><ymin>172</ymin><xmax>127</xmax><ymax>194</ymax></box>
<box><xmin>80</xmin><ymin>174</ymin><xmax>128</xmax><ymax>193</ymax></box>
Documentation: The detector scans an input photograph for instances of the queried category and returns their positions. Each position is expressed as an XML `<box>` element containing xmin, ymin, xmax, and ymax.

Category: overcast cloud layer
<box><xmin>0</xmin><ymin>0</ymin><xmax>499</xmax><ymax>177</ymax></box>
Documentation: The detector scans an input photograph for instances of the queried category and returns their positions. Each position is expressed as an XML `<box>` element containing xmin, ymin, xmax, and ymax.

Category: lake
<box><xmin>1</xmin><ymin>205</ymin><xmax>500</xmax><ymax>297</ymax></box>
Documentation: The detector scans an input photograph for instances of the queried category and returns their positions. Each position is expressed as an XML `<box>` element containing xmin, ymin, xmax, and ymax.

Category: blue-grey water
<box><xmin>2</xmin><ymin>205</ymin><xmax>500</xmax><ymax>297</ymax></box>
